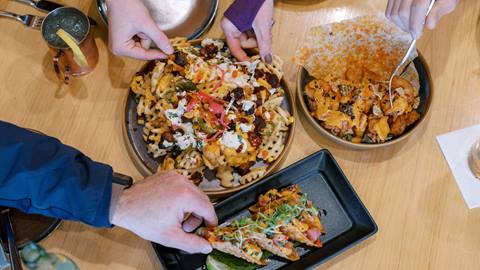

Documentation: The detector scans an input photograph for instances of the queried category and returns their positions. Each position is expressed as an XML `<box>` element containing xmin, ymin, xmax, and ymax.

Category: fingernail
<box><xmin>264</xmin><ymin>53</ymin><xmax>272</xmax><ymax>64</ymax></box>
<box><xmin>164</xmin><ymin>46</ymin><xmax>174</xmax><ymax>55</ymax></box>
<box><xmin>201</xmin><ymin>245</ymin><xmax>212</xmax><ymax>254</ymax></box>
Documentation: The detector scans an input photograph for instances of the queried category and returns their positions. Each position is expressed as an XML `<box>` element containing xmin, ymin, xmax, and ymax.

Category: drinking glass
<box><xmin>41</xmin><ymin>7</ymin><xmax>98</xmax><ymax>84</ymax></box>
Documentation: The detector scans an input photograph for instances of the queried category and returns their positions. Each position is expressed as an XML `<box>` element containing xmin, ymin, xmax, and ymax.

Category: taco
<box><xmin>249</xmin><ymin>185</ymin><xmax>325</xmax><ymax>247</ymax></box>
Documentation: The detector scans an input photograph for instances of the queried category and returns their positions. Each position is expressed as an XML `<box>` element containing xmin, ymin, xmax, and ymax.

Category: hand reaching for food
<box><xmin>109</xmin><ymin>171</ymin><xmax>218</xmax><ymax>254</ymax></box>
<box><xmin>222</xmin><ymin>0</ymin><xmax>274</xmax><ymax>63</ymax></box>
<box><xmin>386</xmin><ymin>0</ymin><xmax>459</xmax><ymax>38</ymax></box>
<box><xmin>106</xmin><ymin>0</ymin><xmax>174</xmax><ymax>60</ymax></box>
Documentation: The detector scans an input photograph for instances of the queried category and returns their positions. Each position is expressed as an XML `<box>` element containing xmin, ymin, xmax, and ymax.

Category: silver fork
<box><xmin>387</xmin><ymin>0</ymin><xmax>436</xmax><ymax>108</ymax></box>
<box><xmin>0</xmin><ymin>10</ymin><xmax>44</xmax><ymax>29</ymax></box>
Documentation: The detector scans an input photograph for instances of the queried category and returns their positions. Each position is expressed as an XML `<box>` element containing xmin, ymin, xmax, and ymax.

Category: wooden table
<box><xmin>0</xmin><ymin>0</ymin><xmax>479</xmax><ymax>269</ymax></box>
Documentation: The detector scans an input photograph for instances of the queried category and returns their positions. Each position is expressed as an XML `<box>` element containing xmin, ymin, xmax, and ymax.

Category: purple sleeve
<box><xmin>224</xmin><ymin>0</ymin><xmax>266</xmax><ymax>32</ymax></box>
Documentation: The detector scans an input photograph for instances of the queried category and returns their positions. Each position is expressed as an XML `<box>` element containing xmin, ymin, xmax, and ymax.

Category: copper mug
<box><xmin>41</xmin><ymin>7</ymin><xmax>98</xmax><ymax>84</ymax></box>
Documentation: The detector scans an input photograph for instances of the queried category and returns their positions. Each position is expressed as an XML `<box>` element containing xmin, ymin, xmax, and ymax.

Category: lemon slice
<box><xmin>56</xmin><ymin>28</ymin><xmax>89</xmax><ymax>68</ymax></box>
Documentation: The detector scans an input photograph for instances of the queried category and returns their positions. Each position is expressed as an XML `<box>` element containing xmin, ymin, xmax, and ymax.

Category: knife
<box><xmin>0</xmin><ymin>208</ymin><xmax>22</xmax><ymax>270</ymax></box>
<box><xmin>13</xmin><ymin>0</ymin><xmax>98</xmax><ymax>26</ymax></box>
<box><xmin>0</xmin><ymin>240</ymin><xmax>8</xmax><ymax>270</ymax></box>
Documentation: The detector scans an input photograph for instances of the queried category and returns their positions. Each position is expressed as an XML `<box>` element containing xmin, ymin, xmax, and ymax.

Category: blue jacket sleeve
<box><xmin>0</xmin><ymin>121</ymin><xmax>113</xmax><ymax>227</ymax></box>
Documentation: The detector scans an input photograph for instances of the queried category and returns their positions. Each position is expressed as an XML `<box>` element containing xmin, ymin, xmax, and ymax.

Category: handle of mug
<box><xmin>53</xmin><ymin>50</ymin><xmax>71</xmax><ymax>84</ymax></box>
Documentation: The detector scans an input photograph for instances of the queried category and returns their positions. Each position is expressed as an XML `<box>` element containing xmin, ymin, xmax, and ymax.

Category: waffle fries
<box><xmin>130</xmin><ymin>39</ymin><xmax>294</xmax><ymax>188</ymax></box>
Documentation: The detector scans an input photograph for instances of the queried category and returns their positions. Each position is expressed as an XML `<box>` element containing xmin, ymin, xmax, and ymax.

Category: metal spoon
<box><xmin>387</xmin><ymin>0</ymin><xmax>436</xmax><ymax>108</ymax></box>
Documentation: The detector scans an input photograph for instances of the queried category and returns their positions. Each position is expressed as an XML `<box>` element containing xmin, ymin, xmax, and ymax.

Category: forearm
<box><xmin>0</xmin><ymin>121</ymin><xmax>113</xmax><ymax>227</ymax></box>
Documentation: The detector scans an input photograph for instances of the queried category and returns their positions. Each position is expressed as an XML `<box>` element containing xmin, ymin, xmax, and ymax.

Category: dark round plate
<box><xmin>297</xmin><ymin>53</ymin><xmax>433</xmax><ymax>150</ymax></box>
<box><xmin>1</xmin><ymin>209</ymin><xmax>61</xmax><ymax>250</ymax></box>
<box><xmin>123</xmin><ymin>40</ymin><xmax>296</xmax><ymax>197</ymax></box>
<box><xmin>96</xmin><ymin>0</ymin><xmax>218</xmax><ymax>40</ymax></box>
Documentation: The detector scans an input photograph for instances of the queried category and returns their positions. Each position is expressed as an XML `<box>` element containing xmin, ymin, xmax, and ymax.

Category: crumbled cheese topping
<box><xmin>220</xmin><ymin>131</ymin><xmax>243</xmax><ymax>149</ymax></box>
<box><xmin>162</xmin><ymin>140</ymin><xmax>174</xmax><ymax>148</ymax></box>
<box><xmin>242</xmin><ymin>100</ymin><xmax>255</xmax><ymax>112</ymax></box>
<box><xmin>201</xmin><ymin>38</ymin><xmax>224</xmax><ymax>49</ymax></box>
<box><xmin>165</xmin><ymin>99</ymin><xmax>187</xmax><ymax>126</ymax></box>
<box><xmin>173</xmin><ymin>132</ymin><xmax>196</xmax><ymax>150</ymax></box>
<box><xmin>224</xmin><ymin>65</ymin><xmax>249</xmax><ymax>87</ymax></box>
<box><xmin>182</xmin><ymin>122</ymin><xmax>194</xmax><ymax>134</ymax></box>
<box><xmin>196</xmin><ymin>132</ymin><xmax>207</xmax><ymax>140</ymax></box>
<box><xmin>178</xmin><ymin>91</ymin><xmax>187</xmax><ymax>97</ymax></box>
<box><xmin>239</xmin><ymin>123</ymin><xmax>253</xmax><ymax>133</ymax></box>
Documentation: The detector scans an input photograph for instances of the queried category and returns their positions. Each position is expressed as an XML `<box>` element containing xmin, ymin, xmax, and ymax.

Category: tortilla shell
<box><xmin>210</xmin><ymin>241</ymin><xmax>267</xmax><ymax>265</ymax></box>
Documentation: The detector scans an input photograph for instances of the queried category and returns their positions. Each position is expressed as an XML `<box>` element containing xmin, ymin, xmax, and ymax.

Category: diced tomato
<box><xmin>306</xmin><ymin>227</ymin><xmax>322</xmax><ymax>241</ymax></box>
<box><xmin>259</xmin><ymin>149</ymin><xmax>269</xmax><ymax>159</ymax></box>
<box><xmin>259</xmin><ymin>196</ymin><xmax>268</xmax><ymax>206</ymax></box>
<box><xmin>285</xmin><ymin>242</ymin><xmax>293</xmax><ymax>249</ymax></box>
<box><xmin>273</xmin><ymin>234</ymin><xmax>287</xmax><ymax>246</ymax></box>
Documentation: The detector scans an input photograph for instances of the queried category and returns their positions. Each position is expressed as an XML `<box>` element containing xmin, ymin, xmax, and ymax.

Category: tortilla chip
<box><xmin>210</xmin><ymin>241</ymin><xmax>267</xmax><ymax>265</ymax></box>
<box><xmin>282</xmin><ymin>225</ymin><xmax>322</xmax><ymax>248</ymax></box>
<box><xmin>249</xmin><ymin>231</ymin><xmax>300</xmax><ymax>261</ymax></box>
<box><xmin>295</xmin><ymin>15</ymin><xmax>416</xmax><ymax>81</ymax></box>
<box><xmin>197</xmin><ymin>227</ymin><xmax>267</xmax><ymax>265</ymax></box>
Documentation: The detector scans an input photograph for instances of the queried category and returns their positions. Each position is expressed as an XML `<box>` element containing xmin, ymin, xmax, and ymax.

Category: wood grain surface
<box><xmin>0</xmin><ymin>0</ymin><xmax>479</xmax><ymax>269</ymax></box>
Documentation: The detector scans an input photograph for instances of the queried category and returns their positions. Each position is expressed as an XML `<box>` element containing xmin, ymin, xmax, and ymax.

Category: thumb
<box><xmin>222</xmin><ymin>17</ymin><xmax>250</xmax><ymax>62</ymax></box>
<box><xmin>425</xmin><ymin>0</ymin><xmax>458</xmax><ymax>29</ymax></box>
<box><xmin>168</xmin><ymin>228</ymin><xmax>212</xmax><ymax>254</ymax></box>
<box><xmin>123</xmin><ymin>45</ymin><xmax>168</xmax><ymax>60</ymax></box>
<box><xmin>142</xmin><ymin>21</ymin><xmax>174</xmax><ymax>55</ymax></box>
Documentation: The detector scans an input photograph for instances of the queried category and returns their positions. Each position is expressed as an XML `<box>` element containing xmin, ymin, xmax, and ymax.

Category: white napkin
<box><xmin>437</xmin><ymin>125</ymin><xmax>480</xmax><ymax>209</ymax></box>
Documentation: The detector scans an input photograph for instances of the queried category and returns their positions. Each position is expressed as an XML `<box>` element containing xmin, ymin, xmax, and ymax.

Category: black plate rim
<box><xmin>1</xmin><ymin>211</ymin><xmax>62</xmax><ymax>252</ymax></box>
<box><xmin>17</xmin><ymin>218</ymin><xmax>62</xmax><ymax>249</ymax></box>
<box><xmin>96</xmin><ymin>0</ymin><xmax>219</xmax><ymax>40</ymax></box>
<box><xmin>151</xmin><ymin>149</ymin><xmax>378</xmax><ymax>270</ymax></box>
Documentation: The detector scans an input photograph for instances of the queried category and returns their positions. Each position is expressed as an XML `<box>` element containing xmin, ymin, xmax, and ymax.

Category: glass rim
<box><xmin>41</xmin><ymin>7</ymin><xmax>91</xmax><ymax>50</ymax></box>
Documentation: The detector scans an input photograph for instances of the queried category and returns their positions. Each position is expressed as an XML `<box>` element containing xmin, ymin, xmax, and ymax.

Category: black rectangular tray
<box><xmin>152</xmin><ymin>149</ymin><xmax>378</xmax><ymax>270</ymax></box>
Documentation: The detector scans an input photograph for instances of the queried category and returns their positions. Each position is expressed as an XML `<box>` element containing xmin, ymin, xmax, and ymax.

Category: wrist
<box><xmin>109</xmin><ymin>182</ymin><xmax>126</xmax><ymax>225</ymax></box>
<box><xmin>109</xmin><ymin>172</ymin><xmax>133</xmax><ymax>226</ymax></box>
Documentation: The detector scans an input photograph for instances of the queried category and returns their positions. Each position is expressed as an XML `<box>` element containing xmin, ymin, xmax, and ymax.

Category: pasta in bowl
<box><xmin>125</xmin><ymin>38</ymin><xmax>295</xmax><ymax>196</ymax></box>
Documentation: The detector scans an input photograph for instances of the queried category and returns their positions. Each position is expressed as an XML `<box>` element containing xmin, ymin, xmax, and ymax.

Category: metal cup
<box><xmin>41</xmin><ymin>7</ymin><xmax>98</xmax><ymax>84</ymax></box>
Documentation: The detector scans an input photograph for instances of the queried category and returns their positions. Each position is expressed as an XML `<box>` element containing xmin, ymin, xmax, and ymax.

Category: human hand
<box><xmin>110</xmin><ymin>171</ymin><xmax>217</xmax><ymax>254</ymax></box>
<box><xmin>106</xmin><ymin>0</ymin><xmax>174</xmax><ymax>60</ymax></box>
<box><xmin>386</xmin><ymin>0</ymin><xmax>459</xmax><ymax>38</ymax></box>
<box><xmin>222</xmin><ymin>0</ymin><xmax>274</xmax><ymax>63</ymax></box>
